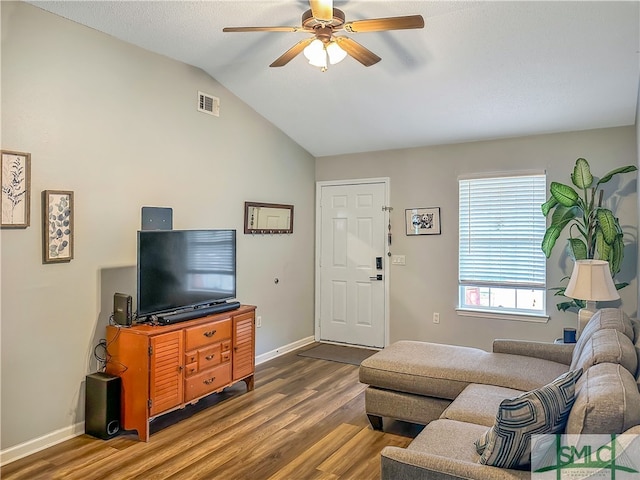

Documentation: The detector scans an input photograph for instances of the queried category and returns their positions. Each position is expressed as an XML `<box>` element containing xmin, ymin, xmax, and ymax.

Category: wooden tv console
<box><xmin>105</xmin><ymin>304</ymin><xmax>256</xmax><ymax>441</ymax></box>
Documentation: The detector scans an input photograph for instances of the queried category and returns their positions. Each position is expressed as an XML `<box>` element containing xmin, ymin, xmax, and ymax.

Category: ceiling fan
<box><xmin>223</xmin><ymin>0</ymin><xmax>424</xmax><ymax>70</ymax></box>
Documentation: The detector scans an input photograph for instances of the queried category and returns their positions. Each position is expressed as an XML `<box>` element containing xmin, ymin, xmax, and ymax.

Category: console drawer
<box><xmin>184</xmin><ymin>363</ymin><xmax>231</xmax><ymax>402</ymax></box>
<box><xmin>198</xmin><ymin>343</ymin><xmax>222</xmax><ymax>369</ymax></box>
<box><xmin>185</xmin><ymin>318</ymin><xmax>231</xmax><ymax>351</ymax></box>
<box><xmin>185</xmin><ymin>362</ymin><xmax>198</xmax><ymax>378</ymax></box>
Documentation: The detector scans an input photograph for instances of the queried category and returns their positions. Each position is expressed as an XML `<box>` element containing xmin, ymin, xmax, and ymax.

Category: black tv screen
<box><xmin>137</xmin><ymin>229</ymin><xmax>236</xmax><ymax>318</ymax></box>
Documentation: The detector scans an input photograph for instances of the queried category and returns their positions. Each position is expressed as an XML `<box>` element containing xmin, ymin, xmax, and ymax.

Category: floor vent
<box><xmin>198</xmin><ymin>91</ymin><xmax>220</xmax><ymax>117</ymax></box>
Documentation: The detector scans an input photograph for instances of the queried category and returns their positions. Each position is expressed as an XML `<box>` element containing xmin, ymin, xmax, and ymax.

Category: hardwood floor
<box><xmin>2</xmin><ymin>344</ymin><xmax>422</xmax><ymax>480</ymax></box>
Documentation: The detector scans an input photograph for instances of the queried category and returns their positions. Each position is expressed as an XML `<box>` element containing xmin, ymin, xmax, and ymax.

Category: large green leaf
<box><xmin>541</xmin><ymin>223</ymin><xmax>564</xmax><ymax>258</ymax></box>
<box><xmin>567</xmin><ymin>238</ymin><xmax>587</xmax><ymax>260</ymax></box>
<box><xmin>550</xmin><ymin>204</ymin><xmax>578</xmax><ymax>225</ymax></box>
<box><xmin>609</xmin><ymin>234</ymin><xmax>624</xmax><ymax>275</ymax></box>
<box><xmin>596</xmin><ymin>208</ymin><xmax>617</xmax><ymax>244</ymax></box>
<box><xmin>571</xmin><ymin>158</ymin><xmax>593</xmax><ymax>189</ymax></box>
<box><xmin>550</xmin><ymin>182</ymin><xmax>579</xmax><ymax>207</ymax></box>
<box><xmin>541</xmin><ymin>196</ymin><xmax>558</xmax><ymax>216</ymax></box>
<box><xmin>595</xmin><ymin>229</ymin><xmax>611</xmax><ymax>261</ymax></box>
<box><xmin>557</xmin><ymin>300</ymin><xmax>582</xmax><ymax>312</ymax></box>
<box><xmin>597</xmin><ymin>165</ymin><xmax>638</xmax><ymax>186</ymax></box>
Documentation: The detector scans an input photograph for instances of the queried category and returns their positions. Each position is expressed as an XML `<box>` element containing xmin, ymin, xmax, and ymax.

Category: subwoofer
<box><xmin>85</xmin><ymin>372</ymin><xmax>121</xmax><ymax>439</ymax></box>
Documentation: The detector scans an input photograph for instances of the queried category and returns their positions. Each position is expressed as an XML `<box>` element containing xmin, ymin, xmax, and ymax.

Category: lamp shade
<box><xmin>564</xmin><ymin>260</ymin><xmax>620</xmax><ymax>301</ymax></box>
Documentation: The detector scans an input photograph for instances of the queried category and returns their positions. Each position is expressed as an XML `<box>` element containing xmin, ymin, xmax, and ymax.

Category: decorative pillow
<box><xmin>475</xmin><ymin>368</ymin><xmax>583</xmax><ymax>469</ymax></box>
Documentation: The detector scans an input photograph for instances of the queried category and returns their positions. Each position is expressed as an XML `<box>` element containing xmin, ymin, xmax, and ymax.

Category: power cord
<box><xmin>94</xmin><ymin>314</ymin><xmax>127</xmax><ymax>374</ymax></box>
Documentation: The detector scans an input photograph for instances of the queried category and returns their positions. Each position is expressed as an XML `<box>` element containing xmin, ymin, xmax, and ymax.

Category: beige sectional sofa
<box><xmin>359</xmin><ymin>308</ymin><xmax>640</xmax><ymax>479</ymax></box>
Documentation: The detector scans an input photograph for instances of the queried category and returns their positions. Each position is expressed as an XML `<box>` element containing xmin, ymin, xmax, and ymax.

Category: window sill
<box><xmin>456</xmin><ymin>308</ymin><xmax>549</xmax><ymax>323</ymax></box>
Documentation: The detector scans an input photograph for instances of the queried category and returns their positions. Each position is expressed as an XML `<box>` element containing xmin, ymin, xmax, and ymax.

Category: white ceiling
<box><xmin>29</xmin><ymin>1</ymin><xmax>640</xmax><ymax>157</ymax></box>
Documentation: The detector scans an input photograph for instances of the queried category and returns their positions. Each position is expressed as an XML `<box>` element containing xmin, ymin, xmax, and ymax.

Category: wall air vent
<box><xmin>198</xmin><ymin>91</ymin><xmax>220</xmax><ymax>117</ymax></box>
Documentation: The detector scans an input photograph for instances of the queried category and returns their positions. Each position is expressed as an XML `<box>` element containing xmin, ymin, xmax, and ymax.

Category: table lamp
<box><xmin>564</xmin><ymin>259</ymin><xmax>620</xmax><ymax>336</ymax></box>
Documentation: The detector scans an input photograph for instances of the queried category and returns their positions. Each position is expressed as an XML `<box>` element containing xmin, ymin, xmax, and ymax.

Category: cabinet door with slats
<box><xmin>149</xmin><ymin>331</ymin><xmax>184</xmax><ymax>417</ymax></box>
<box><xmin>232</xmin><ymin>312</ymin><xmax>255</xmax><ymax>381</ymax></box>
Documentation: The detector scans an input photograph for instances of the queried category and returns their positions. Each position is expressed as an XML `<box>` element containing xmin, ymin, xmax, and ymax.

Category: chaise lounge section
<box><xmin>359</xmin><ymin>308</ymin><xmax>640</xmax><ymax>478</ymax></box>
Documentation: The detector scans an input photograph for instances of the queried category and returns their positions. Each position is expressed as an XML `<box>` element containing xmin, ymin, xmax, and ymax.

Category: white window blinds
<box><xmin>459</xmin><ymin>173</ymin><xmax>546</xmax><ymax>288</ymax></box>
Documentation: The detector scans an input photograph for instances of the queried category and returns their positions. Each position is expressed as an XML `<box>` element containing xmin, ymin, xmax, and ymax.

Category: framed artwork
<box><xmin>405</xmin><ymin>207</ymin><xmax>441</xmax><ymax>235</ymax></box>
<box><xmin>42</xmin><ymin>190</ymin><xmax>74</xmax><ymax>263</ymax></box>
<box><xmin>1</xmin><ymin>150</ymin><xmax>31</xmax><ymax>228</ymax></box>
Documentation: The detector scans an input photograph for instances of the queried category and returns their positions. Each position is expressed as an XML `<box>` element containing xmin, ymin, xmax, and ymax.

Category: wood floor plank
<box><xmin>1</xmin><ymin>344</ymin><xmax>421</xmax><ymax>480</ymax></box>
<box><xmin>266</xmin><ymin>423</ymin><xmax>362</xmax><ymax>480</ymax></box>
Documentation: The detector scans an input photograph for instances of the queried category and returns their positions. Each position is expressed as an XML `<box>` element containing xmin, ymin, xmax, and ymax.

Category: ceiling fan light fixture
<box><xmin>303</xmin><ymin>39</ymin><xmax>328</xmax><ymax>69</ymax></box>
<box><xmin>326</xmin><ymin>41</ymin><xmax>347</xmax><ymax>64</ymax></box>
<box><xmin>303</xmin><ymin>38</ymin><xmax>326</xmax><ymax>63</ymax></box>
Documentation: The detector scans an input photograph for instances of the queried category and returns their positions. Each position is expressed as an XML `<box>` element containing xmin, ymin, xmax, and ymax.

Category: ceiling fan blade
<box><xmin>334</xmin><ymin>37</ymin><xmax>381</xmax><ymax>67</ymax></box>
<box><xmin>345</xmin><ymin>15</ymin><xmax>424</xmax><ymax>33</ymax></box>
<box><xmin>309</xmin><ymin>0</ymin><xmax>333</xmax><ymax>21</ymax></box>
<box><xmin>270</xmin><ymin>37</ymin><xmax>316</xmax><ymax>67</ymax></box>
<box><xmin>223</xmin><ymin>26</ymin><xmax>305</xmax><ymax>33</ymax></box>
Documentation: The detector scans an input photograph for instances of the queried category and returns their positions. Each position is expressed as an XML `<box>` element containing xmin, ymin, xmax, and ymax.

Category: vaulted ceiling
<box><xmin>29</xmin><ymin>1</ymin><xmax>640</xmax><ymax>157</ymax></box>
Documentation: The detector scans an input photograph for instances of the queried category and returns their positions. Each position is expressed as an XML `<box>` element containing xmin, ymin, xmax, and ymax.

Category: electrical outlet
<box><xmin>433</xmin><ymin>312</ymin><xmax>440</xmax><ymax>324</ymax></box>
<box><xmin>256</xmin><ymin>316</ymin><xmax>262</xmax><ymax>328</ymax></box>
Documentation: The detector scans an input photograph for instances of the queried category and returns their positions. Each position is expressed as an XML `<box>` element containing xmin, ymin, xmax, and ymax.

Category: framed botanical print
<box><xmin>42</xmin><ymin>190</ymin><xmax>74</xmax><ymax>263</ymax></box>
<box><xmin>1</xmin><ymin>150</ymin><xmax>31</xmax><ymax>228</ymax></box>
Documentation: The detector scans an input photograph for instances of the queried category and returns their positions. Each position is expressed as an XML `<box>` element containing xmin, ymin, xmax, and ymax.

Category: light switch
<box><xmin>392</xmin><ymin>255</ymin><xmax>406</xmax><ymax>265</ymax></box>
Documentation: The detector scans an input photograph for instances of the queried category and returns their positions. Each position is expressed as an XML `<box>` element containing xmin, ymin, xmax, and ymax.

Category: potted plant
<box><xmin>541</xmin><ymin>157</ymin><xmax>637</xmax><ymax>311</ymax></box>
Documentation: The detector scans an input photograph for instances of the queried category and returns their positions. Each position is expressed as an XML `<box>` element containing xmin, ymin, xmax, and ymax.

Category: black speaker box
<box><xmin>113</xmin><ymin>293</ymin><xmax>132</xmax><ymax>326</ymax></box>
<box><xmin>85</xmin><ymin>372</ymin><xmax>121</xmax><ymax>440</ymax></box>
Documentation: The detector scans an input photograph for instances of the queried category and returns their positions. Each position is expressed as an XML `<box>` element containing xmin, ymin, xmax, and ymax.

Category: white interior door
<box><xmin>317</xmin><ymin>181</ymin><xmax>387</xmax><ymax>348</ymax></box>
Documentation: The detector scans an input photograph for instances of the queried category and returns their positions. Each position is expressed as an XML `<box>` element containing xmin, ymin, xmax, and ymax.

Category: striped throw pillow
<box><xmin>475</xmin><ymin>368</ymin><xmax>583</xmax><ymax>469</ymax></box>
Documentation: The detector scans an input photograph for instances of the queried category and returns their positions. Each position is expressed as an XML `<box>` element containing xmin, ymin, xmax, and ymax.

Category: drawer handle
<box><xmin>203</xmin><ymin>330</ymin><xmax>217</xmax><ymax>337</ymax></box>
<box><xmin>205</xmin><ymin>354</ymin><xmax>215</xmax><ymax>361</ymax></box>
<box><xmin>203</xmin><ymin>377</ymin><xmax>216</xmax><ymax>385</ymax></box>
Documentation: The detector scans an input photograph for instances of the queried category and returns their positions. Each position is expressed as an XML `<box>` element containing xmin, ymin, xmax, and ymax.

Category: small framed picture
<box><xmin>406</xmin><ymin>207</ymin><xmax>441</xmax><ymax>235</ymax></box>
<box><xmin>42</xmin><ymin>190</ymin><xmax>74</xmax><ymax>263</ymax></box>
<box><xmin>1</xmin><ymin>150</ymin><xmax>31</xmax><ymax>228</ymax></box>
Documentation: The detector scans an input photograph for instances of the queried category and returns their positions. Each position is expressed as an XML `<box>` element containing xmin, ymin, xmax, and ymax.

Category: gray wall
<box><xmin>636</xmin><ymin>79</ymin><xmax>640</xmax><ymax>312</ymax></box>
<box><xmin>317</xmin><ymin>127</ymin><xmax>638</xmax><ymax>349</ymax></box>
<box><xmin>637</xmin><ymin>81</ymin><xmax>640</xmax><ymax>311</ymax></box>
<box><xmin>1</xmin><ymin>2</ymin><xmax>315</xmax><ymax>450</ymax></box>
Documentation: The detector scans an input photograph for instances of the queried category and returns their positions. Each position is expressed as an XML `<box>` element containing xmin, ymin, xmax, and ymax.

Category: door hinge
<box><xmin>148</xmin><ymin>399</ymin><xmax>152</xmax><ymax>409</ymax></box>
<box><xmin>148</xmin><ymin>345</ymin><xmax>153</xmax><ymax>356</ymax></box>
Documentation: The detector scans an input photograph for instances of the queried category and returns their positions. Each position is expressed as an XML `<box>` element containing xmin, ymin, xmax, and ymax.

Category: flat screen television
<box><xmin>137</xmin><ymin>229</ymin><xmax>236</xmax><ymax>318</ymax></box>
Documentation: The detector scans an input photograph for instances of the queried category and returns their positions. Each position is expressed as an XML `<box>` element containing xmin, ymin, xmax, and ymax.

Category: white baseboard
<box><xmin>1</xmin><ymin>336</ymin><xmax>315</xmax><ymax>465</ymax></box>
<box><xmin>255</xmin><ymin>336</ymin><xmax>315</xmax><ymax>365</ymax></box>
<box><xmin>0</xmin><ymin>422</ymin><xmax>84</xmax><ymax>466</ymax></box>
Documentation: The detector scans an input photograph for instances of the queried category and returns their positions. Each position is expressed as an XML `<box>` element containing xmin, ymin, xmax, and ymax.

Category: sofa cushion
<box><xmin>475</xmin><ymin>368</ymin><xmax>582</xmax><ymax>469</ymax></box>
<box><xmin>632</xmin><ymin>317</ymin><xmax>640</xmax><ymax>386</ymax></box>
<box><xmin>409</xmin><ymin>419</ymin><xmax>492</xmax><ymax>463</ymax></box>
<box><xmin>383</xmin><ymin>420</ymin><xmax>532</xmax><ymax>479</ymax></box>
<box><xmin>441</xmin><ymin>384</ymin><xmax>525</xmax><ymax>427</ymax></box>
<box><xmin>566</xmin><ymin>362</ymin><xmax>640</xmax><ymax>435</ymax></box>
<box><xmin>570</xmin><ymin>328</ymin><xmax>638</xmax><ymax>375</ymax></box>
<box><xmin>572</xmin><ymin>308</ymin><xmax>635</xmax><ymax>363</ymax></box>
<box><xmin>359</xmin><ymin>341</ymin><xmax>569</xmax><ymax>400</ymax></box>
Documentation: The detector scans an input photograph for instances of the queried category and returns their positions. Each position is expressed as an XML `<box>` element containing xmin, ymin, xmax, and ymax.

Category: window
<box><xmin>458</xmin><ymin>172</ymin><xmax>547</xmax><ymax>317</ymax></box>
